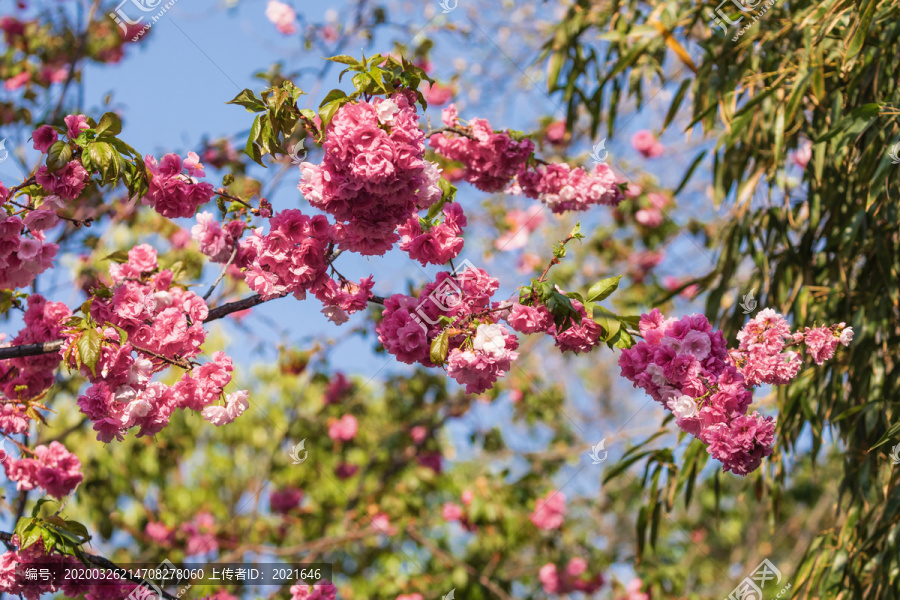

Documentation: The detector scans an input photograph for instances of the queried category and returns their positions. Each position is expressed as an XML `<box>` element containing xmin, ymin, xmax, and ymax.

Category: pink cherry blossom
<box><xmin>328</xmin><ymin>414</ymin><xmax>358</xmax><ymax>441</ymax></box>
<box><xmin>631</xmin><ymin>130</ymin><xmax>664</xmax><ymax>158</ymax></box>
<box><xmin>530</xmin><ymin>490</ymin><xmax>566</xmax><ymax>530</ymax></box>
<box><xmin>265</xmin><ymin>0</ymin><xmax>297</xmax><ymax>35</ymax></box>
<box><xmin>32</xmin><ymin>124</ymin><xmax>58</xmax><ymax>153</ymax></box>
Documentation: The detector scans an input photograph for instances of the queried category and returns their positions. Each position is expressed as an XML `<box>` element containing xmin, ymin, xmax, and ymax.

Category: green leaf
<box><xmin>430</xmin><ymin>329</ymin><xmax>450</xmax><ymax>366</ymax></box>
<box><xmin>591</xmin><ymin>305</ymin><xmax>620</xmax><ymax>340</ymax></box>
<box><xmin>636</xmin><ymin>504</ymin><xmax>648</xmax><ymax>561</ymax></box>
<box><xmin>15</xmin><ymin>517</ymin><xmax>35</xmax><ymax>540</ymax></box>
<box><xmin>63</xmin><ymin>520</ymin><xmax>91</xmax><ymax>540</ymax></box>
<box><xmin>87</xmin><ymin>142</ymin><xmax>118</xmax><ymax>183</ymax></box>
<box><xmin>226</xmin><ymin>89</ymin><xmax>267</xmax><ymax>113</ymax></box>
<box><xmin>319</xmin><ymin>96</ymin><xmax>350</xmax><ymax>129</ymax></box>
<box><xmin>673</xmin><ymin>150</ymin><xmax>707</xmax><ymax>196</ymax></box>
<box><xmin>41</xmin><ymin>528</ymin><xmax>56</xmax><ymax>553</ymax></box>
<box><xmin>245</xmin><ymin>115</ymin><xmax>264</xmax><ymax>166</ymax></box>
<box><xmin>586</xmin><ymin>275</ymin><xmax>621</xmax><ymax>302</ymax></box>
<box><xmin>869</xmin><ymin>421</ymin><xmax>900</xmax><ymax>451</ymax></box>
<box><xmin>31</xmin><ymin>498</ymin><xmax>55</xmax><ymax>518</ymax></box>
<box><xmin>662</xmin><ymin>79</ymin><xmax>691</xmax><ymax>133</ymax></box>
<box><xmin>76</xmin><ymin>328</ymin><xmax>104</xmax><ymax>377</ymax></box>
<box><xmin>20</xmin><ymin>524</ymin><xmax>43</xmax><ymax>550</ymax></box>
<box><xmin>613</xmin><ymin>327</ymin><xmax>634</xmax><ymax>349</ymax></box>
<box><xmin>814</xmin><ymin>103</ymin><xmax>881</xmax><ymax>144</ymax></box>
<box><xmin>326</xmin><ymin>55</ymin><xmax>362</xmax><ymax>67</ymax></box>
<box><xmin>0</xmin><ymin>290</ymin><xmax>12</xmax><ymax>315</ymax></box>
<box><xmin>319</xmin><ymin>89</ymin><xmax>348</xmax><ymax>108</ymax></box>
<box><xmin>102</xmin><ymin>250</ymin><xmax>130</xmax><ymax>263</ymax></box>
<box><xmin>46</xmin><ymin>140</ymin><xmax>73</xmax><ymax>172</ymax></box>
<box><xmin>95</xmin><ymin>112</ymin><xmax>122</xmax><ymax>136</ymax></box>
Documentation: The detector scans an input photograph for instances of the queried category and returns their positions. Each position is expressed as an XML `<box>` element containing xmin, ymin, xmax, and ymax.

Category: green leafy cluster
<box><xmin>14</xmin><ymin>500</ymin><xmax>91</xmax><ymax>560</ymax></box>
<box><xmin>43</xmin><ymin>112</ymin><xmax>148</xmax><ymax>199</ymax></box>
<box><xmin>59</xmin><ymin>297</ymin><xmax>125</xmax><ymax>378</ymax></box>
<box><xmin>227</xmin><ymin>81</ymin><xmax>310</xmax><ymax>167</ymax></box>
<box><xmin>323</xmin><ymin>52</ymin><xmax>434</xmax><ymax>120</ymax></box>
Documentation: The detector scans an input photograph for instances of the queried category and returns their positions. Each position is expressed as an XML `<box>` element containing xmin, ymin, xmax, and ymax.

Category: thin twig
<box><xmin>203</xmin><ymin>243</ymin><xmax>240</xmax><ymax>301</ymax></box>
<box><xmin>405</xmin><ymin>525</ymin><xmax>513</xmax><ymax>600</ymax></box>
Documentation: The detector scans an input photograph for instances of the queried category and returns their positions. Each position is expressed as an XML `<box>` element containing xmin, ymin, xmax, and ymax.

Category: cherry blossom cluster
<box><xmin>0</xmin><ymin>186</ymin><xmax>60</xmax><ymax>290</ymax></box>
<box><xmin>517</xmin><ymin>162</ymin><xmax>623</xmax><ymax>214</ymax></box>
<box><xmin>290</xmin><ymin>581</ymin><xmax>339</xmax><ymax>600</ymax></box>
<box><xmin>145</xmin><ymin>511</ymin><xmax>218</xmax><ymax>555</ymax></box>
<box><xmin>631</xmin><ymin>130</ymin><xmax>664</xmax><ymax>158</ymax></box>
<box><xmin>265</xmin><ymin>0</ymin><xmax>297</xmax><ymax>35</ymax></box>
<box><xmin>506</xmin><ymin>297</ymin><xmax>604</xmax><ymax>355</ymax></box>
<box><xmin>397</xmin><ymin>201</ymin><xmax>466</xmax><ymax>266</ymax></box>
<box><xmin>312</xmin><ymin>274</ymin><xmax>373</xmax><ymax>325</ymax></box>
<box><xmin>494</xmin><ymin>205</ymin><xmax>545</xmax><ymax>251</ymax></box>
<box><xmin>232</xmin><ymin>208</ymin><xmax>332</xmax><ymax>301</ymax></box>
<box><xmin>530</xmin><ymin>490</ymin><xmax>566</xmax><ymax>530</ymax></box>
<box><xmin>430</xmin><ymin>104</ymin><xmax>623</xmax><ymax>213</ymax></box>
<box><xmin>299</xmin><ymin>92</ymin><xmax>442</xmax><ymax>255</ymax></box>
<box><xmin>730</xmin><ymin>308</ymin><xmax>852</xmax><ymax>386</ymax></box>
<box><xmin>270</xmin><ymin>487</ymin><xmax>303</xmax><ymax>513</ymax></box>
<box><xmin>0</xmin><ymin>537</ymin><xmax>90</xmax><ymax>600</ymax></box>
<box><xmin>3</xmin><ymin>440</ymin><xmax>83</xmax><ymax>499</ymax></box>
<box><xmin>224</xmin><ymin>207</ymin><xmax>374</xmax><ymax>324</ymax></box>
<box><xmin>32</xmin><ymin>116</ymin><xmax>93</xmax><ymax>200</ymax></box>
<box><xmin>142</xmin><ymin>151</ymin><xmax>215</xmax><ymax>219</ymax></box>
<box><xmin>191</xmin><ymin>211</ymin><xmax>246</xmax><ymax>263</ymax></box>
<box><xmin>441</xmin><ymin>489</ymin><xmax>476</xmax><ymax>530</ymax></box>
<box><xmin>618</xmin><ymin>309</ymin><xmax>774</xmax><ymax>475</ymax></box>
<box><xmin>429</xmin><ymin>105</ymin><xmax>535</xmax><ymax>193</ymax></box>
<box><xmin>324</xmin><ymin>372</ymin><xmax>352</xmax><ymax>404</ymax></box>
<box><xmin>619</xmin><ymin>308</ymin><xmax>852</xmax><ymax>475</ymax></box>
<box><xmin>0</xmin><ymin>294</ymin><xmax>70</xmax><ymax>405</ymax></box>
<box><xmin>376</xmin><ymin>266</ymin><xmax>519</xmax><ymax>394</ymax></box>
<box><xmin>539</xmin><ymin>558</ymin><xmax>604</xmax><ymax>595</ymax></box>
<box><xmin>60</xmin><ymin>244</ymin><xmax>247</xmax><ymax>442</ymax></box>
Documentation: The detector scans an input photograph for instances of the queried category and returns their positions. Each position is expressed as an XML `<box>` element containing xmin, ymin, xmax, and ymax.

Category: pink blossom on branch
<box><xmin>398</xmin><ymin>202</ymin><xmax>467</xmax><ymax>266</ymax></box>
<box><xmin>530</xmin><ymin>490</ymin><xmax>566</xmax><ymax>530</ymax></box>
<box><xmin>299</xmin><ymin>94</ymin><xmax>439</xmax><ymax>255</ymax></box>
<box><xmin>328</xmin><ymin>414</ymin><xmax>359</xmax><ymax>441</ymax></box>
<box><xmin>631</xmin><ymin>130</ymin><xmax>664</xmax><ymax>158</ymax></box>
<box><xmin>619</xmin><ymin>307</ymin><xmax>851</xmax><ymax>475</ymax></box>
<box><xmin>517</xmin><ymin>162</ymin><xmax>624</xmax><ymax>214</ymax></box>
<box><xmin>142</xmin><ymin>153</ymin><xmax>215</xmax><ymax>219</ymax></box>
<box><xmin>429</xmin><ymin>106</ymin><xmax>535</xmax><ymax>193</ymax></box>
<box><xmin>265</xmin><ymin>0</ymin><xmax>297</xmax><ymax>34</ymax></box>
<box><xmin>3</xmin><ymin>441</ymin><xmax>83</xmax><ymax>499</ymax></box>
<box><xmin>58</xmin><ymin>244</ymin><xmax>246</xmax><ymax>442</ymax></box>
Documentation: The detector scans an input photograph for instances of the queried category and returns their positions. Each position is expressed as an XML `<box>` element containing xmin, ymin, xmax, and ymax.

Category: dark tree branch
<box><xmin>1</xmin><ymin>288</ymin><xmax>390</xmax><ymax>362</ymax></box>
